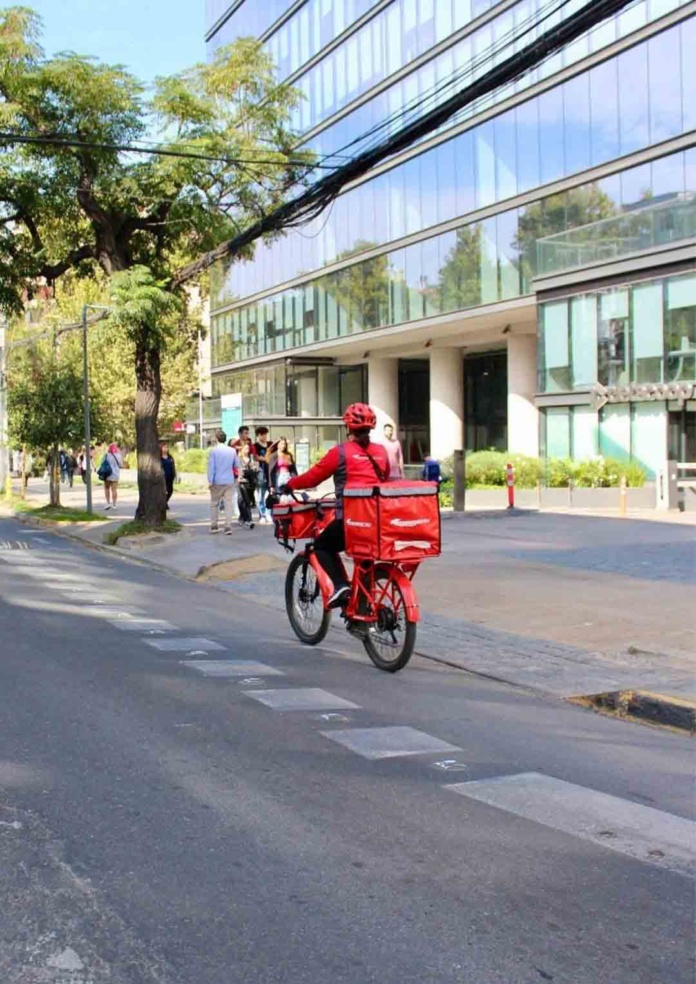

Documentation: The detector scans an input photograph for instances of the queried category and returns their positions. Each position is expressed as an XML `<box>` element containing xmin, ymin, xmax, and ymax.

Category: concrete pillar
<box><xmin>507</xmin><ymin>334</ymin><xmax>539</xmax><ymax>457</ymax></box>
<box><xmin>429</xmin><ymin>349</ymin><xmax>463</xmax><ymax>460</ymax></box>
<box><xmin>368</xmin><ymin>357</ymin><xmax>399</xmax><ymax>432</ymax></box>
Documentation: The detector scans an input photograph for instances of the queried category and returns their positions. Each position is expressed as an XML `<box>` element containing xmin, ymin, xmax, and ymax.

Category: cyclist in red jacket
<box><xmin>282</xmin><ymin>403</ymin><xmax>389</xmax><ymax>608</ymax></box>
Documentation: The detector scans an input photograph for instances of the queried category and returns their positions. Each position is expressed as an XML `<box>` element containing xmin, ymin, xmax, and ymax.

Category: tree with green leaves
<box><xmin>8</xmin><ymin>357</ymin><xmax>103</xmax><ymax>506</ymax></box>
<box><xmin>0</xmin><ymin>6</ymin><xmax>308</xmax><ymax>523</ymax></box>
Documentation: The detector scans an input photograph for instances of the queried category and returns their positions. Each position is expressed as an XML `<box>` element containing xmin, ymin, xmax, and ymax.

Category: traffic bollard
<box><xmin>506</xmin><ymin>461</ymin><xmax>515</xmax><ymax>509</ymax></box>
<box><xmin>619</xmin><ymin>475</ymin><xmax>627</xmax><ymax>517</ymax></box>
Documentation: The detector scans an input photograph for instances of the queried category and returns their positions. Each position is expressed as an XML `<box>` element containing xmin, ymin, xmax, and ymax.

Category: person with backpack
<box><xmin>160</xmin><ymin>441</ymin><xmax>177</xmax><ymax>508</ymax></box>
<box><xmin>280</xmin><ymin>404</ymin><xmax>389</xmax><ymax>608</ymax></box>
<box><xmin>97</xmin><ymin>443</ymin><xmax>123</xmax><ymax>510</ymax></box>
<box><xmin>422</xmin><ymin>454</ymin><xmax>442</xmax><ymax>485</ymax></box>
<box><xmin>236</xmin><ymin>440</ymin><xmax>258</xmax><ymax>529</ymax></box>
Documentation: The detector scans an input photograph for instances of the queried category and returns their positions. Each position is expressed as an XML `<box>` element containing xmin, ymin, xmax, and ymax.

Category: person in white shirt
<box><xmin>207</xmin><ymin>429</ymin><xmax>240</xmax><ymax>534</ymax></box>
<box><xmin>103</xmin><ymin>443</ymin><xmax>123</xmax><ymax>510</ymax></box>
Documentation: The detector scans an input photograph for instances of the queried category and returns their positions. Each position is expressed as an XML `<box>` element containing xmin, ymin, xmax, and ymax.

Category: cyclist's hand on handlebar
<box><xmin>277</xmin><ymin>483</ymin><xmax>291</xmax><ymax>495</ymax></box>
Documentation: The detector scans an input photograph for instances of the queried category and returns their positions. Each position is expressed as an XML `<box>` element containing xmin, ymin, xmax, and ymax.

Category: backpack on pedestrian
<box><xmin>422</xmin><ymin>457</ymin><xmax>441</xmax><ymax>484</ymax></box>
<box><xmin>96</xmin><ymin>455</ymin><xmax>112</xmax><ymax>482</ymax></box>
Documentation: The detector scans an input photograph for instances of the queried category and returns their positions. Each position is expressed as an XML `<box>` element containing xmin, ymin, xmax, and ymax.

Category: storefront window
<box><xmin>598</xmin><ymin>290</ymin><xmax>629</xmax><ymax>387</ymax></box>
<box><xmin>665</xmin><ymin>274</ymin><xmax>696</xmax><ymax>382</ymax></box>
<box><xmin>540</xmin><ymin>301</ymin><xmax>571</xmax><ymax>392</ymax></box>
<box><xmin>631</xmin><ymin>403</ymin><xmax>667</xmax><ymax>478</ymax></box>
<box><xmin>570</xmin><ymin>295</ymin><xmax>597</xmax><ymax>387</ymax></box>
<box><xmin>545</xmin><ymin>407</ymin><xmax>571</xmax><ymax>458</ymax></box>
<box><xmin>572</xmin><ymin>407</ymin><xmax>598</xmax><ymax>460</ymax></box>
<box><xmin>599</xmin><ymin>404</ymin><xmax>631</xmax><ymax>460</ymax></box>
<box><xmin>631</xmin><ymin>281</ymin><xmax>663</xmax><ymax>383</ymax></box>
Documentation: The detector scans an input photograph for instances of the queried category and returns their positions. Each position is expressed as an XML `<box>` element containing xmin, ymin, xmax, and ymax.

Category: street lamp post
<box><xmin>82</xmin><ymin>304</ymin><xmax>110</xmax><ymax>515</ymax></box>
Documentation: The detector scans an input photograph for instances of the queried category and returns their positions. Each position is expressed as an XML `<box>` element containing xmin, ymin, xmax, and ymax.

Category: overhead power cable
<box><xmin>312</xmin><ymin>0</ymin><xmax>579</xmax><ymax>170</ymax></box>
<box><xmin>0</xmin><ymin>131</ymin><xmax>329</xmax><ymax>169</ymax></box>
<box><xmin>172</xmin><ymin>0</ymin><xmax>639</xmax><ymax>288</ymax></box>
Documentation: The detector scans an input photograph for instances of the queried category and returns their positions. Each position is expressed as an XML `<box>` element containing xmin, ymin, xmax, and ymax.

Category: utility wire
<box><xmin>172</xmin><ymin>0</ymin><xmax>638</xmax><ymax>288</ymax></box>
<box><xmin>0</xmin><ymin>132</ymin><xmax>330</xmax><ymax>169</ymax></box>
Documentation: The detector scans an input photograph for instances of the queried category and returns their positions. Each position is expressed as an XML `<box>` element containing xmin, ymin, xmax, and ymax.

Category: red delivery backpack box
<box><xmin>343</xmin><ymin>481</ymin><xmax>441</xmax><ymax>562</ymax></box>
<box><xmin>272</xmin><ymin>499</ymin><xmax>336</xmax><ymax>543</ymax></box>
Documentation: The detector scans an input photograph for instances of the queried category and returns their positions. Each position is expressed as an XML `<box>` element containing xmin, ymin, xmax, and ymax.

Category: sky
<box><xmin>24</xmin><ymin>0</ymin><xmax>205</xmax><ymax>86</ymax></box>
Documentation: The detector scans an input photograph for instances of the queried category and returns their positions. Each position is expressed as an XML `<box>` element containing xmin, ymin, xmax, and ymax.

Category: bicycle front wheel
<box><xmin>362</xmin><ymin>566</ymin><xmax>416</xmax><ymax>673</ymax></box>
<box><xmin>285</xmin><ymin>553</ymin><xmax>331</xmax><ymax>646</ymax></box>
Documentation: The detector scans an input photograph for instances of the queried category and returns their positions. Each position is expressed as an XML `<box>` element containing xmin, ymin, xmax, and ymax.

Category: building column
<box><xmin>507</xmin><ymin>334</ymin><xmax>539</xmax><ymax>457</ymax></box>
<box><xmin>368</xmin><ymin>357</ymin><xmax>399</xmax><ymax>432</ymax></box>
<box><xmin>429</xmin><ymin>349</ymin><xmax>463</xmax><ymax>460</ymax></box>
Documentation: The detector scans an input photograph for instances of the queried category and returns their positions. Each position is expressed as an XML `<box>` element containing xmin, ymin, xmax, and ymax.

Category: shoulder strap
<box><xmin>363</xmin><ymin>446</ymin><xmax>389</xmax><ymax>483</ymax></box>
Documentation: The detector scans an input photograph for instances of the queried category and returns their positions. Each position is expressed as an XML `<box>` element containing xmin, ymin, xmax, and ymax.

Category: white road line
<box><xmin>244</xmin><ymin>688</ymin><xmax>360</xmax><ymax>711</ymax></box>
<box><xmin>446</xmin><ymin>772</ymin><xmax>695</xmax><ymax>877</ymax></box>
<box><xmin>145</xmin><ymin>637</ymin><xmax>225</xmax><ymax>652</ymax></box>
<box><xmin>108</xmin><ymin>619</ymin><xmax>177</xmax><ymax>633</ymax></box>
<box><xmin>321</xmin><ymin>726</ymin><xmax>460</xmax><ymax>760</ymax></box>
<box><xmin>181</xmin><ymin>660</ymin><xmax>285</xmax><ymax>678</ymax></box>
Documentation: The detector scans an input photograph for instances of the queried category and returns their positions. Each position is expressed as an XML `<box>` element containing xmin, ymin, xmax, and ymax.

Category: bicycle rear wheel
<box><xmin>362</xmin><ymin>566</ymin><xmax>416</xmax><ymax>673</ymax></box>
<box><xmin>285</xmin><ymin>553</ymin><xmax>331</xmax><ymax>645</ymax></box>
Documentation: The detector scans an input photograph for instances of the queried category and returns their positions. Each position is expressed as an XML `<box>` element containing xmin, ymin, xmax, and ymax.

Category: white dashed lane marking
<box><xmin>446</xmin><ymin>772</ymin><xmax>695</xmax><ymax>877</ymax></box>
<box><xmin>244</xmin><ymin>688</ymin><xmax>360</xmax><ymax>711</ymax></box>
<box><xmin>321</xmin><ymin>726</ymin><xmax>460</xmax><ymax>759</ymax></box>
<box><xmin>109</xmin><ymin>618</ymin><xmax>177</xmax><ymax>632</ymax></box>
<box><xmin>181</xmin><ymin>660</ymin><xmax>285</xmax><ymax>678</ymax></box>
<box><xmin>145</xmin><ymin>637</ymin><xmax>226</xmax><ymax>652</ymax></box>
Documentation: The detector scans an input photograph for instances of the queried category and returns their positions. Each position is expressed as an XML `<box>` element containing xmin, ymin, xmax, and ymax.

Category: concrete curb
<box><xmin>570</xmin><ymin>690</ymin><xmax>696</xmax><ymax>734</ymax></box>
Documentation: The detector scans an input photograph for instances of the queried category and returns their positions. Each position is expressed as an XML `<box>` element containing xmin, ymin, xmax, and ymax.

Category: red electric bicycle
<box><xmin>273</xmin><ymin>482</ymin><xmax>440</xmax><ymax>673</ymax></box>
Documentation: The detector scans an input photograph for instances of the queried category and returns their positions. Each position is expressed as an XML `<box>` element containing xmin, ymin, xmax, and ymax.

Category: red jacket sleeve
<box><xmin>287</xmin><ymin>446</ymin><xmax>341</xmax><ymax>491</ymax></box>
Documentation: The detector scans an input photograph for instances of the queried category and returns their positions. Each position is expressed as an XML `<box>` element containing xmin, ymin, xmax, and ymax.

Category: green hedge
<box><xmin>440</xmin><ymin>451</ymin><xmax>645</xmax><ymax>489</ymax></box>
<box><xmin>174</xmin><ymin>448</ymin><xmax>209</xmax><ymax>474</ymax></box>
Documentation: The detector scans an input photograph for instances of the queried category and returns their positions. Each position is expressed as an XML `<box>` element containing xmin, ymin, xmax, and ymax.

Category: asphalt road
<box><xmin>0</xmin><ymin>517</ymin><xmax>693</xmax><ymax>984</ymax></box>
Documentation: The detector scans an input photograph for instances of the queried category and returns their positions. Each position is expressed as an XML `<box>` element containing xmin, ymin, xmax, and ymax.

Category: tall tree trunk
<box><xmin>134</xmin><ymin>331</ymin><xmax>166</xmax><ymax>526</ymax></box>
<box><xmin>49</xmin><ymin>445</ymin><xmax>60</xmax><ymax>507</ymax></box>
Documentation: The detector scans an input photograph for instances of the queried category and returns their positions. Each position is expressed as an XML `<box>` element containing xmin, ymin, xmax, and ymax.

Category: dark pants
<box><xmin>165</xmin><ymin>481</ymin><xmax>174</xmax><ymax>502</ymax></box>
<box><xmin>314</xmin><ymin>518</ymin><xmax>347</xmax><ymax>589</ymax></box>
<box><xmin>238</xmin><ymin>483</ymin><xmax>255</xmax><ymax>524</ymax></box>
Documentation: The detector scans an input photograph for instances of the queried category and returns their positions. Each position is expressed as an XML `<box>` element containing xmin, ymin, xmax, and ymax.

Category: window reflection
<box><xmin>210</xmin><ymin>150</ymin><xmax>692</xmax><ymax>368</ymax></box>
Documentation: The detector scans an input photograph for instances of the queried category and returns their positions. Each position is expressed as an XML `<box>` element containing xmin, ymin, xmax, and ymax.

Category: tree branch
<box><xmin>41</xmin><ymin>244</ymin><xmax>95</xmax><ymax>283</ymax></box>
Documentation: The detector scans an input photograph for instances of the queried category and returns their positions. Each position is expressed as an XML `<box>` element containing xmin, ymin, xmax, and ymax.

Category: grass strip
<box><xmin>105</xmin><ymin>519</ymin><xmax>182</xmax><ymax>545</ymax></box>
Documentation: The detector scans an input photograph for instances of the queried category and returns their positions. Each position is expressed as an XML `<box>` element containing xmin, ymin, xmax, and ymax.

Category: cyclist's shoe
<box><xmin>328</xmin><ymin>584</ymin><xmax>350</xmax><ymax>608</ymax></box>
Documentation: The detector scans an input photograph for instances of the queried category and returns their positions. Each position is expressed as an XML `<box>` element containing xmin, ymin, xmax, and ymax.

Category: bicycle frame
<box><xmin>303</xmin><ymin>546</ymin><xmax>421</xmax><ymax>623</ymax></box>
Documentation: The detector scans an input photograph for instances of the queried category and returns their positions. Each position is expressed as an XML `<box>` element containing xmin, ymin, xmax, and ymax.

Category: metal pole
<box><xmin>453</xmin><ymin>449</ymin><xmax>466</xmax><ymax>512</ymax></box>
<box><xmin>198</xmin><ymin>330</ymin><xmax>204</xmax><ymax>449</ymax></box>
<box><xmin>82</xmin><ymin>305</ymin><xmax>93</xmax><ymax>514</ymax></box>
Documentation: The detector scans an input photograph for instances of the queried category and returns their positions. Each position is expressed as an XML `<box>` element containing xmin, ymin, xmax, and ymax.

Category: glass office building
<box><xmin>205</xmin><ymin>0</ymin><xmax>695</xmax><ymax>472</ymax></box>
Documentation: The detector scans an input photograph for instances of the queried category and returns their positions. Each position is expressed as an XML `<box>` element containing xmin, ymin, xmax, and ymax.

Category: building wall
<box><xmin>205</xmin><ymin>0</ymin><xmax>696</xmax><ymax>466</ymax></box>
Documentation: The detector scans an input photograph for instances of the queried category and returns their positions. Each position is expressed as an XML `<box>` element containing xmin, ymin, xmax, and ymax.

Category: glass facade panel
<box><xmin>665</xmin><ymin>273</ymin><xmax>696</xmax><ymax>381</ymax></box>
<box><xmin>212</xmin><ymin>151</ymin><xmax>693</xmax><ymax>367</ymax></box>
<box><xmin>572</xmin><ymin>407</ymin><xmax>598</xmax><ymax>460</ymax></box>
<box><xmin>540</xmin><ymin>301</ymin><xmax>570</xmax><ymax>392</ymax></box>
<box><xmin>598</xmin><ymin>289</ymin><xmax>629</xmax><ymax>387</ymax></box>
<box><xmin>631</xmin><ymin>282</ymin><xmax>663</xmax><ymax>382</ymax></box>
<box><xmin>214</xmin><ymin>20</ymin><xmax>694</xmax><ymax>308</ymax></box>
<box><xmin>599</xmin><ymin>404</ymin><xmax>631</xmax><ymax>460</ymax></box>
<box><xmin>631</xmin><ymin>402</ymin><xmax>667</xmax><ymax>477</ymax></box>
<box><xmin>570</xmin><ymin>295</ymin><xmax>597</xmax><ymax>387</ymax></box>
<box><xmin>545</xmin><ymin>407</ymin><xmax>571</xmax><ymax>458</ymax></box>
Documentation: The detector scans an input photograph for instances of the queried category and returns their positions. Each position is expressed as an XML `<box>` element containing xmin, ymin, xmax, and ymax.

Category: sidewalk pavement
<box><xmin>6</xmin><ymin>478</ymin><xmax>695</xmax><ymax>713</ymax></box>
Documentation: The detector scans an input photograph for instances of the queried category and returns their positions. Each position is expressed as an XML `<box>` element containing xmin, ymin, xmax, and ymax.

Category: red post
<box><xmin>506</xmin><ymin>461</ymin><xmax>515</xmax><ymax>509</ymax></box>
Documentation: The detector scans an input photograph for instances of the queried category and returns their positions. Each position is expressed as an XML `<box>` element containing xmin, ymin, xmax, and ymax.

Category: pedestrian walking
<box><xmin>270</xmin><ymin>436</ymin><xmax>297</xmax><ymax>491</ymax></box>
<box><xmin>160</xmin><ymin>441</ymin><xmax>177</xmax><ymax>508</ymax></box>
<box><xmin>98</xmin><ymin>443</ymin><xmax>123</xmax><ymax>510</ymax></box>
<box><xmin>382</xmin><ymin>422</ymin><xmax>405</xmax><ymax>479</ymax></box>
<box><xmin>253</xmin><ymin>426</ymin><xmax>274</xmax><ymax>524</ymax></box>
<box><xmin>237</xmin><ymin>441</ymin><xmax>257</xmax><ymax>529</ymax></box>
<box><xmin>207</xmin><ymin>429</ymin><xmax>240</xmax><ymax>534</ymax></box>
<box><xmin>59</xmin><ymin>449</ymin><xmax>69</xmax><ymax>485</ymax></box>
<box><xmin>65</xmin><ymin>451</ymin><xmax>77</xmax><ymax>487</ymax></box>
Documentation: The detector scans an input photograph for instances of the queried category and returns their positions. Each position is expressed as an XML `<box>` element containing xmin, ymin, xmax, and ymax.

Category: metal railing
<box><xmin>536</xmin><ymin>195</ymin><xmax>696</xmax><ymax>277</ymax></box>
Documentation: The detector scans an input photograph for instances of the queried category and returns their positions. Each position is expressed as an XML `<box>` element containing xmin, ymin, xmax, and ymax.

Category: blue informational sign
<box><xmin>220</xmin><ymin>392</ymin><xmax>243</xmax><ymax>443</ymax></box>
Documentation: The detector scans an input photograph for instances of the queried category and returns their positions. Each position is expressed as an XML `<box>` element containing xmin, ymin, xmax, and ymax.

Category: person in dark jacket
<box><xmin>160</xmin><ymin>441</ymin><xmax>177</xmax><ymax>507</ymax></box>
